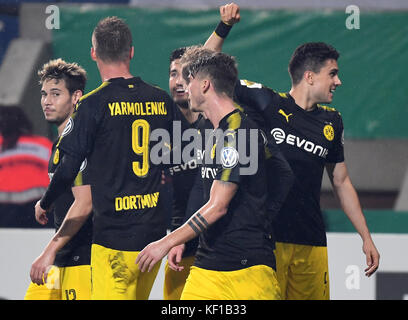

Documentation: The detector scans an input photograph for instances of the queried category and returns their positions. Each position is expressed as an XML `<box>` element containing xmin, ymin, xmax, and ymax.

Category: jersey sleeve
<box><xmin>58</xmin><ymin>95</ymin><xmax>100</xmax><ymax>161</ymax></box>
<box><xmin>326</xmin><ymin>112</ymin><xmax>345</xmax><ymax>163</ymax></box>
<box><xmin>40</xmin><ymin>95</ymin><xmax>101</xmax><ymax>210</ymax></box>
<box><xmin>72</xmin><ymin>157</ymin><xmax>91</xmax><ymax>187</ymax></box>
<box><xmin>215</xmin><ymin>123</ymin><xmax>264</xmax><ymax>185</ymax></box>
<box><xmin>234</xmin><ymin>79</ymin><xmax>278</xmax><ymax>127</ymax></box>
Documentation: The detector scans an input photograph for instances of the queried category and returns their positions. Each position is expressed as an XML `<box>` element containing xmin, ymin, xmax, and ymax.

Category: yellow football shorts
<box><xmin>90</xmin><ymin>243</ymin><xmax>161</xmax><ymax>300</ymax></box>
<box><xmin>274</xmin><ymin>242</ymin><xmax>329</xmax><ymax>300</ymax></box>
<box><xmin>163</xmin><ymin>255</ymin><xmax>195</xmax><ymax>300</ymax></box>
<box><xmin>24</xmin><ymin>264</ymin><xmax>91</xmax><ymax>300</ymax></box>
<box><xmin>180</xmin><ymin>264</ymin><xmax>281</xmax><ymax>300</ymax></box>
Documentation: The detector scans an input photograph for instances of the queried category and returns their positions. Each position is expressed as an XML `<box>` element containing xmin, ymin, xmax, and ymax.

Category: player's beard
<box><xmin>176</xmin><ymin>99</ymin><xmax>189</xmax><ymax>110</ymax></box>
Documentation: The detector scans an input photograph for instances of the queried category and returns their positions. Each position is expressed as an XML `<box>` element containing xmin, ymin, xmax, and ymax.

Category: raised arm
<box><xmin>204</xmin><ymin>2</ymin><xmax>240</xmax><ymax>52</ymax></box>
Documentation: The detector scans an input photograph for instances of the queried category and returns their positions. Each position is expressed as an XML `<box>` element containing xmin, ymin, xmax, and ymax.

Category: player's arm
<box><xmin>35</xmin><ymin>154</ymin><xmax>84</xmax><ymax>224</ymax></box>
<box><xmin>234</xmin><ymin>80</ymin><xmax>277</xmax><ymax>125</ymax></box>
<box><xmin>136</xmin><ymin>180</ymin><xmax>237</xmax><ymax>272</ymax></box>
<box><xmin>30</xmin><ymin>184</ymin><xmax>92</xmax><ymax>285</ymax></box>
<box><xmin>325</xmin><ymin>161</ymin><xmax>380</xmax><ymax>277</ymax></box>
<box><xmin>36</xmin><ymin>98</ymin><xmax>97</xmax><ymax>215</ymax></box>
<box><xmin>203</xmin><ymin>2</ymin><xmax>240</xmax><ymax>52</ymax></box>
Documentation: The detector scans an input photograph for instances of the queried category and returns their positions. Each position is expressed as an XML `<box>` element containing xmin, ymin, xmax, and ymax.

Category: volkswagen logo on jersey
<box><xmin>220</xmin><ymin>146</ymin><xmax>239</xmax><ymax>169</ymax></box>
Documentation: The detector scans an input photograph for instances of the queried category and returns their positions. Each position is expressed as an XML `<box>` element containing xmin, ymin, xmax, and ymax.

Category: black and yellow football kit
<box><xmin>163</xmin><ymin>115</ymin><xmax>205</xmax><ymax>300</ymax></box>
<box><xmin>55</xmin><ymin>77</ymin><xmax>184</xmax><ymax>299</ymax></box>
<box><xmin>181</xmin><ymin>109</ymin><xmax>281</xmax><ymax>300</ymax></box>
<box><xmin>235</xmin><ymin>80</ymin><xmax>345</xmax><ymax>300</ymax></box>
<box><xmin>25</xmin><ymin>141</ymin><xmax>92</xmax><ymax>300</ymax></box>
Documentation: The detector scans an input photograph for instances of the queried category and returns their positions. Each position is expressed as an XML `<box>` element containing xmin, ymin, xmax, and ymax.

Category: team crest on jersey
<box><xmin>53</xmin><ymin>148</ymin><xmax>60</xmax><ymax>165</ymax></box>
<box><xmin>220</xmin><ymin>147</ymin><xmax>239</xmax><ymax>169</ymax></box>
<box><xmin>323</xmin><ymin>124</ymin><xmax>334</xmax><ymax>141</ymax></box>
<box><xmin>61</xmin><ymin>117</ymin><xmax>74</xmax><ymax>137</ymax></box>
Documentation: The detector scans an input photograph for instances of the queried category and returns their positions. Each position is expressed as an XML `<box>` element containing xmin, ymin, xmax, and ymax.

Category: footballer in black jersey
<box><xmin>59</xmin><ymin>77</ymin><xmax>184</xmax><ymax>252</ymax></box>
<box><xmin>49</xmin><ymin>142</ymin><xmax>92</xmax><ymax>268</ymax></box>
<box><xmin>236</xmin><ymin>79</ymin><xmax>345</xmax><ymax>247</ymax></box>
<box><xmin>194</xmin><ymin>109</ymin><xmax>275</xmax><ymax>271</ymax></box>
<box><xmin>27</xmin><ymin>58</ymin><xmax>92</xmax><ymax>300</ymax></box>
<box><xmin>37</xmin><ymin>17</ymin><xmax>189</xmax><ymax>300</ymax></box>
<box><xmin>235</xmin><ymin>79</ymin><xmax>344</xmax><ymax>300</ymax></box>
<box><xmin>233</xmin><ymin>42</ymin><xmax>379</xmax><ymax>300</ymax></box>
<box><xmin>136</xmin><ymin>48</ymin><xmax>282</xmax><ymax>300</ymax></box>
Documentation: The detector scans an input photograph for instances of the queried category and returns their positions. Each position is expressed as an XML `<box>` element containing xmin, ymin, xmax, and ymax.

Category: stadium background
<box><xmin>0</xmin><ymin>0</ymin><xmax>407</xmax><ymax>300</ymax></box>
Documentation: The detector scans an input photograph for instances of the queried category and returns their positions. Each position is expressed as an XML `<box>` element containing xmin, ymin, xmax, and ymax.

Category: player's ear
<box><xmin>129</xmin><ymin>46</ymin><xmax>134</xmax><ymax>60</ymax></box>
<box><xmin>202</xmin><ymin>79</ymin><xmax>210</xmax><ymax>94</ymax></box>
<box><xmin>72</xmin><ymin>90</ymin><xmax>83</xmax><ymax>105</ymax></box>
<box><xmin>304</xmin><ymin>70</ymin><xmax>314</xmax><ymax>85</ymax></box>
<box><xmin>91</xmin><ymin>47</ymin><xmax>97</xmax><ymax>61</ymax></box>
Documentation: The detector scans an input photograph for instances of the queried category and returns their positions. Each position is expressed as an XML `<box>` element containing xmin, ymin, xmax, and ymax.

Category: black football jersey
<box><xmin>193</xmin><ymin>109</ymin><xmax>276</xmax><ymax>271</ymax></box>
<box><xmin>235</xmin><ymin>80</ymin><xmax>345</xmax><ymax>246</ymax></box>
<box><xmin>58</xmin><ymin>77</ymin><xmax>185</xmax><ymax>251</ymax></box>
<box><xmin>165</xmin><ymin>115</ymin><xmax>204</xmax><ymax>257</ymax></box>
<box><xmin>49</xmin><ymin>140</ymin><xmax>92</xmax><ymax>267</ymax></box>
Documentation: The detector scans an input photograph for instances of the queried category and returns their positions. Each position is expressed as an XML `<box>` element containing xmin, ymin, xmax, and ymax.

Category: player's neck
<box><xmin>289</xmin><ymin>86</ymin><xmax>317</xmax><ymax>112</ymax></box>
<box><xmin>97</xmin><ymin>61</ymin><xmax>133</xmax><ymax>82</ymax></box>
<box><xmin>179</xmin><ymin>105</ymin><xmax>199</xmax><ymax>124</ymax></box>
<box><xmin>57</xmin><ymin>116</ymin><xmax>71</xmax><ymax>137</ymax></box>
<box><xmin>204</xmin><ymin>95</ymin><xmax>235</xmax><ymax>129</ymax></box>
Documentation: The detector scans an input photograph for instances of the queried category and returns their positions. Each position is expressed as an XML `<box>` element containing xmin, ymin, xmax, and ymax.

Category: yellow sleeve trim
<box><xmin>79</xmin><ymin>81</ymin><xmax>110</xmax><ymax>103</ymax></box>
<box><xmin>74</xmin><ymin>171</ymin><xmax>83</xmax><ymax>186</ymax></box>
<box><xmin>317</xmin><ymin>104</ymin><xmax>337</xmax><ymax>112</ymax></box>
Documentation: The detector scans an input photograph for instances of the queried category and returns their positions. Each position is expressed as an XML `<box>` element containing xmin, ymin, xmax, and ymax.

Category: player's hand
<box><xmin>30</xmin><ymin>251</ymin><xmax>56</xmax><ymax>285</ymax></box>
<box><xmin>168</xmin><ymin>244</ymin><xmax>185</xmax><ymax>272</ymax></box>
<box><xmin>135</xmin><ymin>239</ymin><xmax>170</xmax><ymax>272</ymax></box>
<box><xmin>35</xmin><ymin>200</ymin><xmax>48</xmax><ymax>225</ymax></box>
<box><xmin>362</xmin><ymin>239</ymin><xmax>380</xmax><ymax>277</ymax></box>
<box><xmin>220</xmin><ymin>3</ymin><xmax>241</xmax><ymax>26</ymax></box>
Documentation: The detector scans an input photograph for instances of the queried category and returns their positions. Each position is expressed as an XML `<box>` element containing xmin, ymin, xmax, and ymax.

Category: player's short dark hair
<box><xmin>170</xmin><ymin>47</ymin><xmax>187</xmax><ymax>63</ymax></box>
<box><xmin>288</xmin><ymin>42</ymin><xmax>340</xmax><ymax>85</ymax></box>
<box><xmin>92</xmin><ymin>16</ymin><xmax>132</xmax><ymax>63</ymax></box>
<box><xmin>38</xmin><ymin>58</ymin><xmax>87</xmax><ymax>94</ymax></box>
<box><xmin>181</xmin><ymin>47</ymin><xmax>238</xmax><ymax>99</ymax></box>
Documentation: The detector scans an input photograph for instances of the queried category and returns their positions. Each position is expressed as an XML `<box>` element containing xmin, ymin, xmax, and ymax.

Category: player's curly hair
<box><xmin>169</xmin><ymin>47</ymin><xmax>187</xmax><ymax>63</ymax></box>
<box><xmin>289</xmin><ymin>42</ymin><xmax>340</xmax><ymax>85</ymax></box>
<box><xmin>181</xmin><ymin>46</ymin><xmax>238</xmax><ymax>99</ymax></box>
<box><xmin>38</xmin><ymin>58</ymin><xmax>87</xmax><ymax>94</ymax></box>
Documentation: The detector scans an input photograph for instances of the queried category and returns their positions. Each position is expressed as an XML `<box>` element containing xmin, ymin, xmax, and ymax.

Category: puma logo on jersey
<box><xmin>279</xmin><ymin>109</ymin><xmax>293</xmax><ymax>123</ymax></box>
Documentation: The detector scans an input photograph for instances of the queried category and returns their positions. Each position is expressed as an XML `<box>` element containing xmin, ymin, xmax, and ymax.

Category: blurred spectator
<box><xmin>0</xmin><ymin>105</ymin><xmax>53</xmax><ymax>228</ymax></box>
